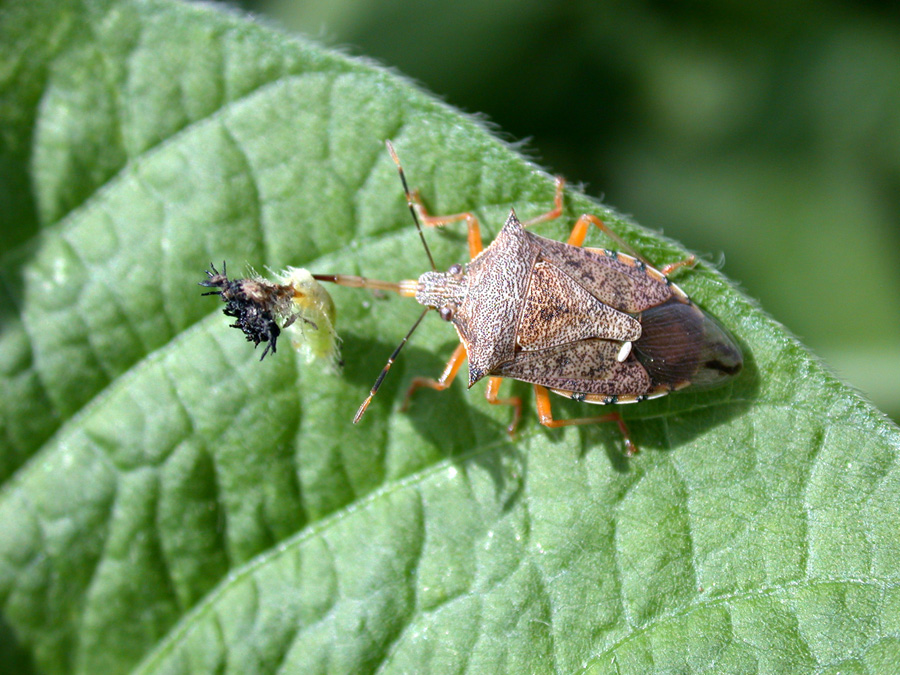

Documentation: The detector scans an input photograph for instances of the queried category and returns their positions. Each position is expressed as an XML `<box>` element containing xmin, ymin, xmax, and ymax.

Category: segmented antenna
<box><xmin>386</xmin><ymin>140</ymin><xmax>436</xmax><ymax>271</ymax></box>
<box><xmin>354</xmin><ymin>308</ymin><xmax>429</xmax><ymax>423</ymax></box>
<box><xmin>337</xmin><ymin>142</ymin><xmax>441</xmax><ymax>423</ymax></box>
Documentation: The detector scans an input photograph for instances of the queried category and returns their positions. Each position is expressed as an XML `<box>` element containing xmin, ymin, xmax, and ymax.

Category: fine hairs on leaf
<box><xmin>1</xmin><ymin>1</ymin><xmax>899</xmax><ymax>674</ymax></box>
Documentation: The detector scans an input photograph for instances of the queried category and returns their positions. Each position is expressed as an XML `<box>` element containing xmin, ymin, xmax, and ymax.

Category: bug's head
<box><xmin>415</xmin><ymin>264</ymin><xmax>468</xmax><ymax>322</ymax></box>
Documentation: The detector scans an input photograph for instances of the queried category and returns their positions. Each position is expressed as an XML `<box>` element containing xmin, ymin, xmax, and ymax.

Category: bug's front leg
<box><xmin>402</xmin><ymin>348</ymin><xmax>522</xmax><ymax>437</ymax></box>
<box><xmin>533</xmin><ymin>385</ymin><xmax>638</xmax><ymax>455</ymax></box>
<box><xmin>400</xmin><ymin>343</ymin><xmax>467</xmax><ymax>411</ymax></box>
<box><xmin>408</xmin><ymin>192</ymin><xmax>486</xmax><ymax>259</ymax></box>
<box><xmin>411</xmin><ymin>175</ymin><xmax>565</xmax><ymax>259</ymax></box>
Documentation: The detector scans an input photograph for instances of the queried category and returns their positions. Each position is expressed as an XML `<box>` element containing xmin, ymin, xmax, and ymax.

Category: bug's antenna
<box><xmin>386</xmin><ymin>140</ymin><xmax>437</xmax><ymax>271</ymax></box>
<box><xmin>354</xmin><ymin>308</ymin><xmax>429</xmax><ymax>423</ymax></box>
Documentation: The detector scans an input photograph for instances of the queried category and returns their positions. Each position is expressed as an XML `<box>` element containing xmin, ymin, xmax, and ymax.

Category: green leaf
<box><xmin>1</xmin><ymin>0</ymin><xmax>899</xmax><ymax>673</ymax></box>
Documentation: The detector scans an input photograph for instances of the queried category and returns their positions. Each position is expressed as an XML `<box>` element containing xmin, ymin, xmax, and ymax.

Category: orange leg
<box><xmin>660</xmin><ymin>256</ymin><xmax>696</xmax><ymax>276</ymax></box>
<box><xmin>566</xmin><ymin>213</ymin><xmax>643</xmax><ymax>258</ymax></box>
<box><xmin>521</xmin><ymin>177</ymin><xmax>565</xmax><ymax>227</ymax></box>
<box><xmin>401</xmin><ymin>343</ymin><xmax>467</xmax><ymax>411</ymax></box>
<box><xmin>400</xmin><ymin>185</ymin><xmax>485</xmax><ymax>411</ymax></box>
<box><xmin>485</xmin><ymin>377</ymin><xmax>522</xmax><ymax>436</ymax></box>
<box><xmin>412</xmin><ymin>175</ymin><xmax>566</xmax><ymax>258</ymax></box>
<box><xmin>519</xmin><ymin>184</ymin><xmax>641</xmax><ymax>257</ymax></box>
<box><xmin>566</xmin><ymin>213</ymin><xmax>695</xmax><ymax>275</ymax></box>
<box><xmin>387</xmin><ymin>140</ymin><xmax>484</xmax><ymax>258</ymax></box>
<box><xmin>410</xmin><ymin>191</ymin><xmax>485</xmax><ymax>258</ymax></box>
<box><xmin>402</xmin><ymin>345</ymin><xmax>522</xmax><ymax>436</ymax></box>
<box><xmin>534</xmin><ymin>385</ymin><xmax>638</xmax><ymax>455</ymax></box>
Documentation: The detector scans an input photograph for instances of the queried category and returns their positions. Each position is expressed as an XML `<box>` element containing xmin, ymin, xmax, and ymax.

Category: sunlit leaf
<box><xmin>1</xmin><ymin>1</ymin><xmax>899</xmax><ymax>673</ymax></box>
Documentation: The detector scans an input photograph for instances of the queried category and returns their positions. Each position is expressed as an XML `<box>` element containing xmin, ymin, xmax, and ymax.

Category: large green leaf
<box><xmin>2</xmin><ymin>1</ymin><xmax>899</xmax><ymax>673</ymax></box>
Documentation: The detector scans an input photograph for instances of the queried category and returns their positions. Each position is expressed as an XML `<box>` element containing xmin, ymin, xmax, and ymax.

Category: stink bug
<box><xmin>316</xmin><ymin>142</ymin><xmax>742</xmax><ymax>453</ymax></box>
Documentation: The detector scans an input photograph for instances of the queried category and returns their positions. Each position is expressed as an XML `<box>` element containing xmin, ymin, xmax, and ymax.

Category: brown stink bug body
<box><xmin>314</xmin><ymin>142</ymin><xmax>743</xmax><ymax>453</ymax></box>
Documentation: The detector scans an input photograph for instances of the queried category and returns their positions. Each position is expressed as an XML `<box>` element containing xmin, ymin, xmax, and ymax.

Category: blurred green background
<box><xmin>235</xmin><ymin>0</ymin><xmax>900</xmax><ymax>422</ymax></box>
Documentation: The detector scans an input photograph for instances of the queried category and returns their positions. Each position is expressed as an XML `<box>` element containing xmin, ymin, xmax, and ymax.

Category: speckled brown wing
<box><xmin>516</xmin><ymin>261</ymin><xmax>641</xmax><ymax>351</ymax></box>
<box><xmin>493</xmin><ymin>339</ymin><xmax>653</xmax><ymax>397</ymax></box>
<box><xmin>528</xmin><ymin>231</ymin><xmax>674</xmax><ymax>313</ymax></box>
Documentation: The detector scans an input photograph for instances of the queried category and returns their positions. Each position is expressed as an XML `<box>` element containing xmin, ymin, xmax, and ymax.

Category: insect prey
<box><xmin>201</xmin><ymin>264</ymin><xmax>341</xmax><ymax>368</ymax></box>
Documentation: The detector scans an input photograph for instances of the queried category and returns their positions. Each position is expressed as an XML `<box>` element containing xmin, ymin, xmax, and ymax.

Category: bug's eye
<box><xmin>439</xmin><ymin>305</ymin><xmax>455</xmax><ymax>321</ymax></box>
<box><xmin>448</xmin><ymin>263</ymin><xmax>462</xmax><ymax>275</ymax></box>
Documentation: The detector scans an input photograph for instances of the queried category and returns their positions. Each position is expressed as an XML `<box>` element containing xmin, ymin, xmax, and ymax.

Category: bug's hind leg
<box><xmin>401</xmin><ymin>343</ymin><xmax>467</xmax><ymax>411</ymax></box>
<box><xmin>485</xmin><ymin>377</ymin><xmax>522</xmax><ymax>436</ymax></box>
<box><xmin>534</xmin><ymin>385</ymin><xmax>638</xmax><ymax>455</ymax></box>
<box><xmin>658</xmin><ymin>257</ymin><xmax>696</xmax><ymax>276</ymax></box>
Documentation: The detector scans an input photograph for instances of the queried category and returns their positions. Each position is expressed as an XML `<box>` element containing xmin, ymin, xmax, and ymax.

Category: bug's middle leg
<box><xmin>566</xmin><ymin>213</ymin><xmax>696</xmax><ymax>273</ymax></box>
<box><xmin>485</xmin><ymin>376</ymin><xmax>522</xmax><ymax>436</ymax></box>
<box><xmin>533</xmin><ymin>384</ymin><xmax>638</xmax><ymax>455</ymax></box>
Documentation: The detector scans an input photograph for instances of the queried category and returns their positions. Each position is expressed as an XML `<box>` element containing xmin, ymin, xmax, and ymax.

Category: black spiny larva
<box><xmin>200</xmin><ymin>262</ymin><xmax>301</xmax><ymax>360</ymax></box>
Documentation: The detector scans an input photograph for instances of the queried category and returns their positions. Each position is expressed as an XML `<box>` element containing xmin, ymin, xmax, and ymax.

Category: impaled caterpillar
<box><xmin>201</xmin><ymin>263</ymin><xmax>341</xmax><ymax>368</ymax></box>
